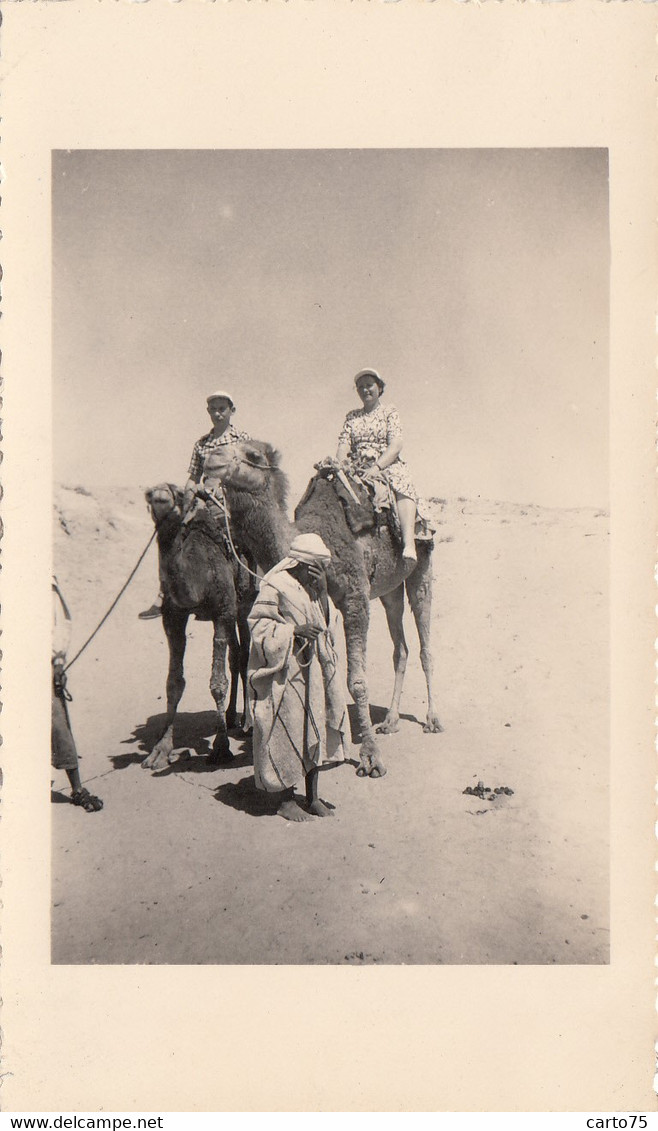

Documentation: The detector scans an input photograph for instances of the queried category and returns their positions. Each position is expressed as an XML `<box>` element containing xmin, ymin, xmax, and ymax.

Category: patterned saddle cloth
<box><xmin>308</xmin><ymin>463</ymin><xmax>435</xmax><ymax>545</ymax></box>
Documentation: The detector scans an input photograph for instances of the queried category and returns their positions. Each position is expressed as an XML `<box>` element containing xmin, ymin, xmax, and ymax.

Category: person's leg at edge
<box><xmin>52</xmin><ymin>692</ymin><xmax>103</xmax><ymax>812</ymax></box>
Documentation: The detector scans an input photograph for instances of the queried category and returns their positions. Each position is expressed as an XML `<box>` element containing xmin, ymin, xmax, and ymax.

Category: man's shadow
<box><xmin>214</xmin><ymin>773</ymin><xmax>279</xmax><ymax>818</ymax></box>
<box><xmin>112</xmin><ymin>710</ymin><xmax>253</xmax><ymax>775</ymax></box>
<box><xmin>214</xmin><ymin>761</ymin><xmax>339</xmax><ymax>819</ymax></box>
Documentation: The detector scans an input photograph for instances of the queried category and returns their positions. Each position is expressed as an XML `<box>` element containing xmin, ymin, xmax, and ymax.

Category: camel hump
<box><xmin>297</xmin><ymin>469</ymin><xmax>377</xmax><ymax>537</ymax></box>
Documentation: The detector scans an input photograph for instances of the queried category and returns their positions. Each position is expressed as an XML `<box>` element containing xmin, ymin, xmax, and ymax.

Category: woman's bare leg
<box><xmin>397</xmin><ymin>495</ymin><xmax>417</xmax><ymax>562</ymax></box>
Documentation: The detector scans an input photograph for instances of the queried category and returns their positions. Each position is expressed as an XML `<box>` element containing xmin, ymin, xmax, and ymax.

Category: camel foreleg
<box><xmin>343</xmin><ymin>601</ymin><xmax>386</xmax><ymax>779</ymax></box>
<box><xmin>143</xmin><ymin>606</ymin><xmax>189</xmax><ymax>770</ymax></box>
<box><xmin>237</xmin><ymin>610</ymin><xmax>253</xmax><ymax>734</ymax></box>
<box><xmin>376</xmin><ymin>584</ymin><xmax>409</xmax><ymax>734</ymax></box>
<box><xmin>208</xmin><ymin>618</ymin><xmax>233</xmax><ymax>763</ymax></box>
<box><xmin>225</xmin><ymin>626</ymin><xmax>241</xmax><ymax>733</ymax></box>
<box><xmin>406</xmin><ymin>552</ymin><xmax>443</xmax><ymax>734</ymax></box>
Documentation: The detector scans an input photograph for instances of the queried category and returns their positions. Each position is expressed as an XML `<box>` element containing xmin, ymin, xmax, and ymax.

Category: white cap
<box><xmin>206</xmin><ymin>390</ymin><xmax>235</xmax><ymax>406</ymax></box>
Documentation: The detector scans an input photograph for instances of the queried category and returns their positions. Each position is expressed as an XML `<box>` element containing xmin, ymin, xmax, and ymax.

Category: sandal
<box><xmin>71</xmin><ymin>788</ymin><xmax>104</xmax><ymax>812</ymax></box>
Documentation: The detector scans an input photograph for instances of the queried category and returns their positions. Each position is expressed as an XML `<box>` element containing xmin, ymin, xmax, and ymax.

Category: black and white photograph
<box><xmin>3</xmin><ymin>1</ymin><xmax>655</xmax><ymax>1114</ymax></box>
<box><xmin>51</xmin><ymin>147</ymin><xmax>609</xmax><ymax>967</ymax></box>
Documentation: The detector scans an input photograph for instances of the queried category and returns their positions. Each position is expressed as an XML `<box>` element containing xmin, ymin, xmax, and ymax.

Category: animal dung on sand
<box><xmin>463</xmin><ymin>781</ymin><xmax>514</xmax><ymax>800</ymax></box>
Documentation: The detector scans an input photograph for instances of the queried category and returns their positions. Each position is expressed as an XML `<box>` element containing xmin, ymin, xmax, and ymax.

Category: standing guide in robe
<box><xmin>247</xmin><ymin>534</ymin><xmax>348</xmax><ymax>822</ymax></box>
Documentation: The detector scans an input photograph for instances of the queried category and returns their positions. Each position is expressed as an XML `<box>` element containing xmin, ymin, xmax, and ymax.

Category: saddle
<box><xmin>331</xmin><ymin>470</ymin><xmax>381</xmax><ymax>535</ymax></box>
<box><xmin>306</xmin><ymin>462</ymin><xmax>436</xmax><ymax>546</ymax></box>
<box><xmin>181</xmin><ymin>486</ymin><xmax>232</xmax><ymax>556</ymax></box>
<box><xmin>303</xmin><ymin>464</ymin><xmax>392</xmax><ymax>538</ymax></box>
<box><xmin>182</xmin><ymin>485</ymin><xmax>257</xmax><ymax>597</ymax></box>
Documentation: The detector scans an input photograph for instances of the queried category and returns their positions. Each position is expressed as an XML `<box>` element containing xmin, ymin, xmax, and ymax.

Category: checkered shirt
<box><xmin>187</xmin><ymin>426</ymin><xmax>252</xmax><ymax>482</ymax></box>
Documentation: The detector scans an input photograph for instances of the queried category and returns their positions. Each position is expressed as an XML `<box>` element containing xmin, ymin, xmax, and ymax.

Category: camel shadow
<box><xmin>113</xmin><ymin>711</ymin><xmax>253</xmax><ymax>774</ymax></box>
<box><xmin>347</xmin><ymin>702</ymin><xmax>422</xmax><ymax>742</ymax></box>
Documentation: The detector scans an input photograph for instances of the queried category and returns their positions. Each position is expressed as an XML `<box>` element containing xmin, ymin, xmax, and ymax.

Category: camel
<box><xmin>141</xmin><ymin>484</ymin><xmax>254</xmax><ymax>771</ymax></box>
<box><xmin>202</xmin><ymin>443</ymin><xmax>442</xmax><ymax>779</ymax></box>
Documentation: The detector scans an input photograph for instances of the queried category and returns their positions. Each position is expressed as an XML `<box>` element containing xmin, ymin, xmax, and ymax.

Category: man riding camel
<box><xmin>138</xmin><ymin>390</ymin><xmax>252</xmax><ymax>619</ymax></box>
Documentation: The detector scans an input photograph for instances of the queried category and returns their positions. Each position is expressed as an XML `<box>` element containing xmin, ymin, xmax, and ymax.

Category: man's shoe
<box><xmin>138</xmin><ymin>603</ymin><xmax>162</xmax><ymax>620</ymax></box>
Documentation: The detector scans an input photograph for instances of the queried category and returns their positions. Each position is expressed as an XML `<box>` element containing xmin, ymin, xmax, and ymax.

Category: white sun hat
<box><xmin>354</xmin><ymin>368</ymin><xmax>383</xmax><ymax>387</ymax></box>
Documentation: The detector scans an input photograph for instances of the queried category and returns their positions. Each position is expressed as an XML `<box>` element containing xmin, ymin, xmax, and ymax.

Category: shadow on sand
<box><xmin>112</xmin><ymin>711</ymin><xmax>253</xmax><ymax>775</ymax></box>
<box><xmin>347</xmin><ymin>702</ymin><xmax>422</xmax><ymax>741</ymax></box>
<box><xmin>214</xmin><ymin>774</ymin><xmax>280</xmax><ymax>818</ymax></box>
<box><xmin>114</xmin><ymin>703</ymin><xmax>420</xmax><ymax>771</ymax></box>
<box><xmin>214</xmin><ymin>763</ymin><xmax>342</xmax><ymax>818</ymax></box>
<box><xmin>51</xmin><ymin>789</ymin><xmax>73</xmax><ymax>805</ymax></box>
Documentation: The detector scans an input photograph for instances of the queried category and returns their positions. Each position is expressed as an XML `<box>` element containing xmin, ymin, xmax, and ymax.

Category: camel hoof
<box><xmin>356</xmin><ymin>765</ymin><xmax>368</xmax><ymax>777</ymax></box>
<box><xmin>142</xmin><ymin>749</ymin><xmax>170</xmax><ymax>771</ymax></box>
<box><xmin>375</xmin><ymin>718</ymin><xmax>399</xmax><ymax>735</ymax></box>
<box><xmin>369</xmin><ymin>764</ymin><xmax>387</xmax><ymax>778</ymax></box>
<box><xmin>423</xmin><ymin>716</ymin><xmax>444</xmax><ymax>734</ymax></box>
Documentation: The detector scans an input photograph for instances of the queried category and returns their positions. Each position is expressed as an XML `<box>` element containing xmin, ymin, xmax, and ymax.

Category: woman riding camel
<box><xmin>335</xmin><ymin>368</ymin><xmax>419</xmax><ymax>566</ymax></box>
<box><xmin>139</xmin><ymin>389</ymin><xmax>252</xmax><ymax>619</ymax></box>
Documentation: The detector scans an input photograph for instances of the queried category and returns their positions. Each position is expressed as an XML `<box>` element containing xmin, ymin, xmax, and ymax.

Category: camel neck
<box><xmin>155</xmin><ymin>508</ymin><xmax>182</xmax><ymax>548</ymax></box>
<box><xmin>225</xmin><ymin>486</ymin><xmax>293</xmax><ymax>572</ymax></box>
<box><xmin>257</xmin><ymin>510</ymin><xmax>295</xmax><ymax>572</ymax></box>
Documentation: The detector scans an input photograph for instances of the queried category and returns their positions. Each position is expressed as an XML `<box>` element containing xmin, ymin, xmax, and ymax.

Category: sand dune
<box><xmin>52</xmin><ymin>483</ymin><xmax>609</xmax><ymax>965</ymax></box>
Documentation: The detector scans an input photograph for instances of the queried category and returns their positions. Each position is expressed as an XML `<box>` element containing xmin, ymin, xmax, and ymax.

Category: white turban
<box><xmin>287</xmin><ymin>533</ymin><xmax>332</xmax><ymax>564</ymax></box>
<box><xmin>260</xmin><ymin>533</ymin><xmax>332</xmax><ymax>586</ymax></box>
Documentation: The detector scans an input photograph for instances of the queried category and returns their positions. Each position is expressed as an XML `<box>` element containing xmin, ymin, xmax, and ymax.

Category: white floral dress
<box><xmin>337</xmin><ymin>401</ymin><xmax>418</xmax><ymax>501</ymax></box>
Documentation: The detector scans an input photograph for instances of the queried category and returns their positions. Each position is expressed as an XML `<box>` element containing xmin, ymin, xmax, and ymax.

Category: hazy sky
<box><xmin>53</xmin><ymin>149</ymin><xmax>608</xmax><ymax>508</ymax></box>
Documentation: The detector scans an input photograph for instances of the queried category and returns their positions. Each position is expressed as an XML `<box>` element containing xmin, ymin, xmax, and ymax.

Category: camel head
<box><xmin>203</xmin><ymin>441</ymin><xmax>288</xmax><ymax>510</ymax></box>
<box><xmin>145</xmin><ymin>483</ymin><xmax>184</xmax><ymax>524</ymax></box>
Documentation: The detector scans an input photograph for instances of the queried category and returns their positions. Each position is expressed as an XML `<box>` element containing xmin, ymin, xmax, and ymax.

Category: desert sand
<box><xmin>52</xmin><ymin>483</ymin><xmax>609</xmax><ymax>965</ymax></box>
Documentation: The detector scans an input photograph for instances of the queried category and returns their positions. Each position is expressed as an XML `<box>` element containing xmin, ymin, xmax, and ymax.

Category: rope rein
<box><xmin>62</xmin><ymin>451</ymin><xmax>292</xmax><ymax>675</ymax></box>
<box><xmin>63</xmin><ymin>524</ymin><xmax>160</xmax><ymax>673</ymax></box>
<box><xmin>203</xmin><ymin>485</ymin><xmax>262</xmax><ymax>582</ymax></box>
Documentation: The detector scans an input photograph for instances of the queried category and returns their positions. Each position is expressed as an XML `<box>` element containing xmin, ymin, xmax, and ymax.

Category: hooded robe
<box><xmin>247</xmin><ymin>566</ymin><xmax>347</xmax><ymax>792</ymax></box>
